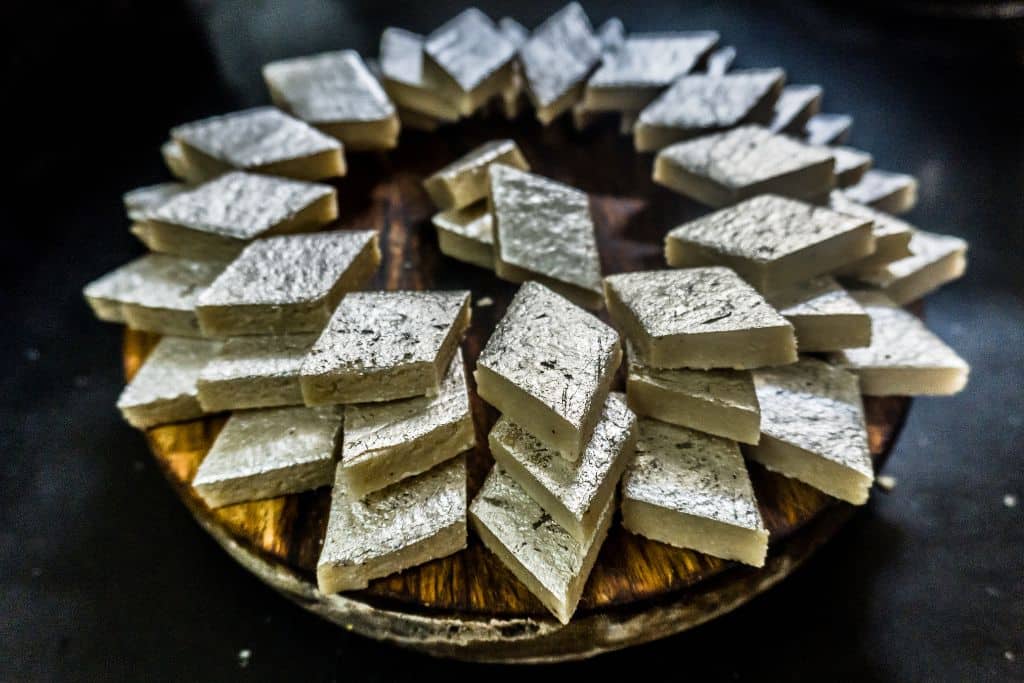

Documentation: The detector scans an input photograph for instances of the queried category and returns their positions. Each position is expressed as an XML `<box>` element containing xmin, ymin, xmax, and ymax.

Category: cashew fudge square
<box><xmin>768</xmin><ymin>84</ymin><xmax>822</xmax><ymax>134</ymax></box>
<box><xmin>621</xmin><ymin>418</ymin><xmax>768</xmax><ymax>567</ymax></box>
<box><xmin>339</xmin><ymin>350</ymin><xmax>474</xmax><ymax>497</ymax></box>
<box><xmin>747</xmin><ymin>358</ymin><xmax>873</xmax><ymax>504</ymax></box>
<box><xmin>192</xmin><ymin>405</ymin><xmax>341</xmax><ymax>508</ymax></box>
<box><xmin>829</xmin><ymin>191</ymin><xmax>913</xmax><ymax>274</ymax></box>
<box><xmin>847</xmin><ymin>230</ymin><xmax>967</xmax><ymax>304</ymax></box>
<box><xmin>603</xmin><ymin>268</ymin><xmax>797</xmax><ymax>369</ymax></box>
<box><xmin>123</xmin><ymin>182</ymin><xmax>188</xmax><ymax>221</ymax></box>
<box><xmin>664</xmin><ymin>194</ymin><xmax>875</xmax><ymax>292</ymax></box>
<box><xmin>424</xmin><ymin>139</ymin><xmax>529</xmax><ymax>210</ymax></box>
<box><xmin>474</xmin><ymin>282</ymin><xmax>622</xmax><ymax>460</ymax></box>
<box><xmin>196</xmin><ymin>230</ymin><xmax>380</xmax><ymax>337</ymax></box>
<box><xmin>379</xmin><ymin>28</ymin><xmax>460</xmax><ymax>122</ymax></box>
<box><xmin>766</xmin><ymin>276</ymin><xmax>871</xmax><ymax>352</ymax></box>
<box><xmin>300</xmin><ymin>290</ymin><xmax>471</xmax><ymax>405</ymax></box>
<box><xmin>653</xmin><ymin>125</ymin><xmax>835</xmax><ymax>207</ymax></box>
<box><xmin>842</xmin><ymin>169</ymin><xmax>918</xmax><ymax>215</ymax></box>
<box><xmin>488</xmin><ymin>392</ymin><xmax>636</xmax><ymax>542</ymax></box>
<box><xmin>804</xmin><ymin>113</ymin><xmax>852</xmax><ymax>146</ymax></box>
<box><xmin>829</xmin><ymin>147</ymin><xmax>873</xmax><ymax>188</ymax></box>
<box><xmin>263</xmin><ymin>50</ymin><xmax>399</xmax><ymax>150</ymax></box>
<box><xmin>317</xmin><ymin>455</ymin><xmax>467</xmax><ymax>593</ymax></box>
<box><xmin>196</xmin><ymin>334</ymin><xmax>315</xmax><ymax>411</ymax></box>
<box><xmin>432</xmin><ymin>202</ymin><xmax>494</xmax><ymax>270</ymax></box>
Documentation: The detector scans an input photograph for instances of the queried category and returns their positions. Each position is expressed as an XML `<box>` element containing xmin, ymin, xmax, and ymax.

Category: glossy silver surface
<box><xmin>589</xmin><ymin>32</ymin><xmax>719</xmax><ymax>89</ymax></box>
<box><xmin>518</xmin><ymin>3</ymin><xmax>601</xmax><ymax>108</ymax></box>
<box><xmin>638</xmin><ymin>69</ymin><xmax>783</xmax><ymax>131</ymax></box>
<box><xmin>263</xmin><ymin>50</ymin><xmax>395</xmax><ymax>123</ymax></box>
<box><xmin>424</xmin><ymin>8</ymin><xmax>516</xmax><ymax>92</ymax></box>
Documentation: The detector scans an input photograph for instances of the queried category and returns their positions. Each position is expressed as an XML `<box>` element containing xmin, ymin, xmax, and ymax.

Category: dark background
<box><xmin>2</xmin><ymin>1</ymin><xmax>1022</xmax><ymax>681</ymax></box>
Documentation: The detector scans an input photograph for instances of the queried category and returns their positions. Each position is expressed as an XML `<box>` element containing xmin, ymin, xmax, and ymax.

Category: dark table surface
<box><xmin>2</xmin><ymin>1</ymin><xmax>1022</xmax><ymax>681</ymax></box>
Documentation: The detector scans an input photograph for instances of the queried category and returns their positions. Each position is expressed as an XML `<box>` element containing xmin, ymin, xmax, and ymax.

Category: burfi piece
<box><xmin>603</xmin><ymin>268</ymin><xmax>797</xmax><ymax>369</ymax></box>
<box><xmin>768</xmin><ymin>84</ymin><xmax>823</xmax><ymax>134</ymax></box>
<box><xmin>596</xmin><ymin>17</ymin><xmax>626</xmax><ymax>51</ymax></box>
<box><xmin>829</xmin><ymin>191</ymin><xmax>914</xmax><ymax>274</ymax></box>
<box><xmin>664</xmin><ymin>194</ymin><xmax>874</xmax><ymax>292</ymax></box>
<box><xmin>829</xmin><ymin>146</ymin><xmax>873</xmax><ymax>188</ymax></box>
<box><xmin>83</xmin><ymin>254</ymin><xmax>222</xmax><ymax>336</ymax></box>
<box><xmin>829</xmin><ymin>291</ymin><xmax>969</xmax><ymax>395</ymax></box>
<box><xmin>849</xmin><ymin>230</ymin><xmax>967</xmax><ymax>304</ymax></box>
<box><xmin>705</xmin><ymin>45</ymin><xmax>737</xmax><ymax>76</ymax></box>
<box><xmin>423</xmin><ymin>139</ymin><xmax>529</xmax><ymax>210</ymax></box>
<box><xmin>475</xmin><ymin>282</ymin><xmax>621</xmax><ymax>459</ymax></box>
<box><xmin>499</xmin><ymin>17</ymin><xmax>529</xmax><ymax>46</ymax></box>
<box><xmin>653</xmin><ymin>125</ymin><xmax>836</xmax><ymax>207</ymax></box>
<box><xmin>170</xmin><ymin>107</ymin><xmax>344</xmax><ymax>182</ymax></box>
<box><xmin>519</xmin><ymin>3</ymin><xmax>603</xmax><ymax>124</ymax></box>
<box><xmin>634</xmin><ymin>69</ymin><xmax>785</xmax><ymax>152</ymax></box>
<box><xmin>469</xmin><ymin>466</ymin><xmax>614</xmax><ymax>624</ymax></box>
<box><xmin>116</xmin><ymin>337</ymin><xmax>222</xmax><ymax>429</ymax></box>
<box><xmin>626</xmin><ymin>352</ymin><xmax>760</xmax><ymax>444</ymax></box>
<box><xmin>196</xmin><ymin>334</ymin><xmax>315</xmax><ymax>411</ymax></box>
<box><xmin>162</xmin><ymin>139</ymin><xmax>200</xmax><ymax>182</ymax></box>
<box><xmin>497</xmin><ymin>18</ymin><xmax>529</xmax><ymax>120</ymax></box>
<box><xmin>396</xmin><ymin>107</ymin><xmax>442</xmax><ymax>132</ymax></box>
<box><xmin>301</xmin><ymin>290</ymin><xmax>471</xmax><ymax>405</ymax></box>
<box><xmin>621</xmin><ymin>419</ymin><xmax>768</xmax><ymax>566</ymax></box>
<box><xmin>339</xmin><ymin>351</ymin><xmax>474</xmax><ymax>497</ymax></box>
<box><xmin>263</xmin><ymin>50</ymin><xmax>400</xmax><ymax>150</ymax></box>
<box><xmin>766</xmin><ymin>276</ymin><xmax>871</xmax><ymax>351</ymax></box>
<box><xmin>123</xmin><ymin>182</ymin><xmax>188</xmax><ymax>221</ymax></box>
<box><xmin>317</xmin><ymin>455</ymin><xmax>467</xmax><ymax>594</ymax></box>
<box><xmin>423</xmin><ymin>9</ymin><xmax>517</xmax><ymax>116</ymax></box>
<box><xmin>489</xmin><ymin>392</ymin><xmax>636</xmax><ymax>542</ymax></box>
<box><xmin>192</xmin><ymin>405</ymin><xmax>341</xmax><ymax>508</ymax></box>
<box><xmin>842</xmin><ymin>169</ymin><xmax>919</xmax><ymax>215</ymax></box>
<box><xmin>804</xmin><ymin>112</ymin><xmax>852</xmax><ymax>146</ymax></box>
<box><xmin>748</xmin><ymin>358</ymin><xmax>873</xmax><ymax>504</ymax></box>
<box><xmin>489</xmin><ymin>164</ymin><xmax>603</xmax><ymax>309</ymax></box>
<box><xmin>379</xmin><ymin>28</ymin><xmax>461</xmax><ymax>122</ymax></box>
<box><xmin>195</xmin><ymin>230</ymin><xmax>380</xmax><ymax>337</ymax></box>
<box><xmin>432</xmin><ymin>202</ymin><xmax>494</xmax><ymax>269</ymax></box>
<box><xmin>583</xmin><ymin>32</ymin><xmax>720</xmax><ymax>112</ymax></box>
<box><xmin>138</xmin><ymin>171</ymin><xmax>338</xmax><ymax>261</ymax></box>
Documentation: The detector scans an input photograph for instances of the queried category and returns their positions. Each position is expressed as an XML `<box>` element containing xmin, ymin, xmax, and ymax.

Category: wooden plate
<box><xmin>123</xmin><ymin>114</ymin><xmax>910</xmax><ymax>663</ymax></box>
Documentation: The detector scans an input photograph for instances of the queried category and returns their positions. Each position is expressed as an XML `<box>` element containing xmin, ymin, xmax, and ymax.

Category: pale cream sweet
<box><xmin>664</xmin><ymin>194</ymin><xmax>874</xmax><ymax>292</ymax></box>
<box><xmin>123</xmin><ymin>182</ymin><xmax>188</xmax><ymax>221</ymax></box>
<box><xmin>804</xmin><ymin>113</ymin><xmax>852</xmax><ymax>146</ymax></box>
<box><xmin>706</xmin><ymin>45</ymin><xmax>737</xmax><ymax>76</ymax></box>
<box><xmin>829</xmin><ymin>291</ymin><xmax>969</xmax><ymax>396</ymax></box>
<box><xmin>829</xmin><ymin>146</ymin><xmax>873</xmax><ymax>188</ymax></box>
<box><xmin>192</xmin><ymin>405</ymin><xmax>342</xmax><ymax>508</ymax></box>
<box><xmin>195</xmin><ymin>230</ymin><xmax>380</xmax><ymax>337</ymax></box>
<box><xmin>828</xmin><ymin>191</ymin><xmax>914</xmax><ymax>274</ymax></box>
<box><xmin>116</xmin><ymin>337</ymin><xmax>222</xmax><ymax>429</ymax></box>
<box><xmin>338</xmin><ymin>351</ymin><xmax>474</xmax><ymax>497</ymax></box>
<box><xmin>748</xmin><ymin>358</ymin><xmax>873</xmax><ymax>505</ymax></box>
<box><xmin>423</xmin><ymin>139</ymin><xmax>529</xmax><ymax>210</ymax></box>
<box><xmin>469</xmin><ymin>465</ymin><xmax>614</xmax><ymax>624</ymax></box>
<box><xmin>300</xmin><ymin>290</ymin><xmax>471</xmax><ymax>405</ymax></box>
<box><xmin>317</xmin><ymin>455</ymin><xmax>467</xmax><ymax>594</ymax></box>
<box><xmin>603</xmin><ymin>268</ymin><xmax>797</xmax><ymax>369</ymax></box>
<box><xmin>488</xmin><ymin>392</ymin><xmax>636</xmax><ymax>542</ymax></box>
<box><xmin>653</xmin><ymin>125</ymin><xmax>835</xmax><ymax>208</ymax></box>
<box><xmin>766</xmin><ymin>276</ymin><xmax>871</xmax><ymax>352</ymax></box>
<box><xmin>846</xmin><ymin>230</ymin><xmax>967</xmax><ymax>304</ymax></box>
<box><xmin>843</xmin><ymin>169</ymin><xmax>918</xmax><ymax>215</ymax></box>
<box><xmin>162</xmin><ymin>139</ymin><xmax>202</xmax><ymax>183</ymax></box>
<box><xmin>431</xmin><ymin>202</ymin><xmax>494</xmax><ymax>270</ymax></box>
<box><xmin>196</xmin><ymin>334</ymin><xmax>315</xmax><ymax>411</ymax></box>
<box><xmin>768</xmin><ymin>84</ymin><xmax>823</xmax><ymax>135</ymax></box>
<box><xmin>379</xmin><ymin>28</ymin><xmax>461</xmax><ymax>123</ymax></box>
<box><xmin>621</xmin><ymin>418</ymin><xmax>768</xmax><ymax>567</ymax></box>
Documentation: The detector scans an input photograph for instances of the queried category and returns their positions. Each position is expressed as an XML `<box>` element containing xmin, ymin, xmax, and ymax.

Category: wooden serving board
<box><xmin>123</xmin><ymin>114</ymin><xmax>910</xmax><ymax>663</ymax></box>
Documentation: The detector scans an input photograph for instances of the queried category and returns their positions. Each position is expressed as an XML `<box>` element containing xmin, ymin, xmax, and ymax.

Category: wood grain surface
<box><xmin>122</xmin><ymin>113</ymin><xmax>910</xmax><ymax>625</ymax></box>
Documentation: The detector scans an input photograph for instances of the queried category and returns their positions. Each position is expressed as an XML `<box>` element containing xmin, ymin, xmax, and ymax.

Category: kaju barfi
<box><xmin>828</xmin><ymin>191</ymin><xmax>914</xmax><ymax>274</ymax></box>
<box><xmin>469</xmin><ymin>465</ymin><xmax>614</xmax><ymax>624</ymax></box>
<box><xmin>664</xmin><ymin>194</ymin><xmax>875</xmax><ymax>292</ymax></box>
<box><xmin>768</xmin><ymin>84</ymin><xmax>823</xmax><ymax>134</ymax></box>
<box><xmin>518</xmin><ymin>3</ymin><xmax>603</xmax><ymax>124</ymax></box>
<box><xmin>488</xmin><ymin>392</ymin><xmax>636</xmax><ymax>542</ymax></box>
<box><xmin>747</xmin><ymin>358</ymin><xmax>873</xmax><ymax>504</ymax></box>
<box><xmin>196</xmin><ymin>334</ymin><xmax>315</xmax><ymax>411</ymax></box>
<box><xmin>116</xmin><ymin>336</ymin><xmax>222</xmax><ymax>429</ymax></box>
<box><xmin>621</xmin><ymin>418</ymin><xmax>768</xmax><ymax>567</ymax></box>
<box><xmin>423</xmin><ymin>9</ymin><xmax>517</xmax><ymax>116</ymax></box>
<box><xmin>829</xmin><ymin>146</ymin><xmax>873</xmax><ymax>188</ymax></box>
<box><xmin>83</xmin><ymin>254</ymin><xmax>222</xmax><ymax>337</ymax></box>
<box><xmin>263</xmin><ymin>50</ymin><xmax>400</xmax><ymax>150</ymax></box>
<box><xmin>195</xmin><ymin>230</ymin><xmax>380</xmax><ymax>337</ymax></box>
<box><xmin>488</xmin><ymin>164</ymin><xmax>603</xmax><ymax>309</ymax></box>
<box><xmin>829</xmin><ymin>291</ymin><xmax>969</xmax><ymax>396</ymax></box>
<box><xmin>135</xmin><ymin>171</ymin><xmax>338</xmax><ymax>261</ymax></box>
<box><xmin>625</xmin><ymin>349</ymin><xmax>760</xmax><ymax>444</ymax></box>
<box><xmin>653</xmin><ymin>125</ymin><xmax>835</xmax><ymax>207</ymax></box>
<box><xmin>162</xmin><ymin>139</ymin><xmax>203</xmax><ymax>183</ymax></box>
<box><xmin>191</xmin><ymin>405</ymin><xmax>342</xmax><ymax>508</ymax></box>
<box><xmin>634</xmin><ymin>69</ymin><xmax>785</xmax><ymax>152</ymax></box>
<box><xmin>603</xmin><ymin>268</ymin><xmax>797</xmax><ymax>369</ymax></box>
<box><xmin>423</xmin><ymin>139</ymin><xmax>529</xmax><ymax>210</ymax></box>
<box><xmin>847</xmin><ymin>229</ymin><xmax>967</xmax><ymax>304</ymax></box>
<box><xmin>596</xmin><ymin>17</ymin><xmax>626</xmax><ymax>51</ymax></box>
<box><xmin>766</xmin><ymin>276</ymin><xmax>871</xmax><ymax>352</ymax></box>
<box><xmin>431</xmin><ymin>202</ymin><xmax>494</xmax><ymax>270</ymax></box>
<box><xmin>338</xmin><ymin>351</ymin><xmax>474</xmax><ymax>497</ymax></box>
<box><xmin>842</xmin><ymin>169</ymin><xmax>919</xmax><ymax>215</ymax></box>
<box><xmin>170</xmin><ymin>107</ymin><xmax>345</xmax><ymax>181</ymax></box>
<box><xmin>300</xmin><ymin>290</ymin><xmax>471</xmax><ymax>405</ymax></box>
<box><xmin>804</xmin><ymin>112</ymin><xmax>852</xmax><ymax>146</ymax></box>
<box><xmin>497</xmin><ymin>17</ymin><xmax>528</xmax><ymax>120</ymax></box>
<box><xmin>378</xmin><ymin>28</ymin><xmax>461</xmax><ymax>123</ymax></box>
<box><xmin>705</xmin><ymin>45</ymin><xmax>737</xmax><ymax>76</ymax></box>
<box><xmin>317</xmin><ymin>455</ymin><xmax>467</xmax><ymax>594</ymax></box>
<box><xmin>123</xmin><ymin>182</ymin><xmax>188</xmax><ymax>221</ymax></box>
<box><xmin>474</xmin><ymin>282</ymin><xmax>621</xmax><ymax>460</ymax></box>
<box><xmin>582</xmin><ymin>32</ymin><xmax>720</xmax><ymax>112</ymax></box>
